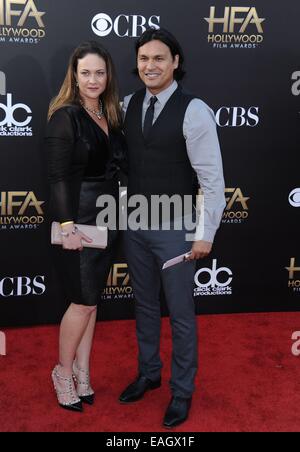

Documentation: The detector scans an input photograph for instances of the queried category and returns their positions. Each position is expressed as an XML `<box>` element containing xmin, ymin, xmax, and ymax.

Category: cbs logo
<box><xmin>91</xmin><ymin>13</ymin><xmax>160</xmax><ymax>38</ymax></box>
<box><xmin>194</xmin><ymin>259</ymin><xmax>233</xmax><ymax>288</ymax></box>
<box><xmin>215</xmin><ymin>107</ymin><xmax>259</xmax><ymax>127</ymax></box>
<box><xmin>0</xmin><ymin>93</ymin><xmax>32</xmax><ymax>127</ymax></box>
<box><xmin>0</xmin><ymin>276</ymin><xmax>46</xmax><ymax>297</ymax></box>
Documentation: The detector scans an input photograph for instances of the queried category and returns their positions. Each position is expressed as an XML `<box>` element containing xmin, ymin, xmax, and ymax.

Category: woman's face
<box><xmin>76</xmin><ymin>53</ymin><xmax>107</xmax><ymax>104</ymax></box>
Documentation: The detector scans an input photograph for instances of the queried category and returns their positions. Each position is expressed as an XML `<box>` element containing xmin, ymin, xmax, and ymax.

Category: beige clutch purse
<box><xmin>51</xmin><ymin>222</ymin><xmax>108</xmax><ymax>249</ymax></box>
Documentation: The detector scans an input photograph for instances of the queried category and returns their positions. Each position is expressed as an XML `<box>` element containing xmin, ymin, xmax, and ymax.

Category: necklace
<box><xmin>81</xmin><ymin>99</ymin><xmax>103</xmax><ymax>120</ymax></box>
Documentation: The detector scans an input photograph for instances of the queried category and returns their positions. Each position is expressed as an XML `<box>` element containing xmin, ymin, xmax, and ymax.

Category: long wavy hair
<box><xmin>48</xmin><ymin>41</ymin><xmax>122</xmax><ymax>129</ymax></box>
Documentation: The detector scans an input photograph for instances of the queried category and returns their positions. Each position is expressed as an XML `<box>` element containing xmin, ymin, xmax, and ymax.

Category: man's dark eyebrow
<box><xmin>138</xmin><ymin>53</ymin><xmax>165</xmax><ymax>58</ymax></box>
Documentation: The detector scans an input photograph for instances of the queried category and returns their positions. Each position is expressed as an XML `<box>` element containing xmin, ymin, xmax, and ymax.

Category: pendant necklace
<box><xmin>81</xmin><ymin>99</ymin><xmax>103</xmax><ymax>120</ymax></box>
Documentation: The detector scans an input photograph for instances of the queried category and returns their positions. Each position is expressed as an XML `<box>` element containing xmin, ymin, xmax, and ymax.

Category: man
<box><xmin>119</xmin><ymin>28</ymin><xmax>225</xmax><ymax>428</ymax></box>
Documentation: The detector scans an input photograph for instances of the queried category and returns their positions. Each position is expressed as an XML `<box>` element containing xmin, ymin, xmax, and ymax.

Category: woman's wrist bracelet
<box><xmin>60</xmin><ymin>221</ymin><xmax>74</xmax><ymax>227</ymax></box>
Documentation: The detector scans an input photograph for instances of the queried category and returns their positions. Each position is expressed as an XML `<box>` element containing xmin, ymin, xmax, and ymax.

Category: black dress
<box><xmin>45</xmin><ymin>104</ymin><xmax>125</xmax><ymax>306</ymax></box>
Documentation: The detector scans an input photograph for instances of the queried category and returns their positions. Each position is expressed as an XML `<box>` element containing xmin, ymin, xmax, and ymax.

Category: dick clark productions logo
<box><xmin>0</xmin><ymin>71</ymin><xmax>33</xmax><ymax>136</ymax></box>
<box><xmin>194</xmin><ymin>259</ymin><xmax>233</xmax><ymax>296</ymax></box>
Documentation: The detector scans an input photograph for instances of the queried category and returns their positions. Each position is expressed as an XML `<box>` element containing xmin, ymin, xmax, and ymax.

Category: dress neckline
<box><xmin>81</xmin><ymin>106</ymin><xmax>110</xmax><ymax>139</ymax></box>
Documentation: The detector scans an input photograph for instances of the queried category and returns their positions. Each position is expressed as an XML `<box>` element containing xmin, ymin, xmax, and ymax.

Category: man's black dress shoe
<box><xmin>163</xmin><ymin>396</ymin><xmax>192</xmax><ymax>428</ymax></box>
<box><xmin>119</xmin><ymin>375</ymin><xmax>161</xmax><ymax>403</ymax></box>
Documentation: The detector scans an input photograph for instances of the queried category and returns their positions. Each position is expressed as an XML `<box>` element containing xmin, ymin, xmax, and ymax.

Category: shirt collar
<box><xmin>145</xmin><ymin>80</ymin><xmax>178</xmax><ymax>107</ymax></box>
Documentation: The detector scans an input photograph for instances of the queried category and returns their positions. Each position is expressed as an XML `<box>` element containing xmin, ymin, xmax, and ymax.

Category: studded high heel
<box><xmin>72</xmin><ymin>361</ymin><xmax>95</xmax><ymax>405</ymax></box>
<box><xmin>51</xmin><ymin>365</ymin><xmax>83</xmax><ymax>412</ymax></box>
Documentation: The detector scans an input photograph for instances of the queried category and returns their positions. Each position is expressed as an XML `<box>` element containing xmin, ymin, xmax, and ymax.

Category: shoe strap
<box><xmin>73</xmin><ymin>362</ymin><xmax>94</xmax><ymax>396</ymax></box>
<box><xmin>52</xmin><ymin>366</ymin><xmax>80</xmax><ymax>404</ymax></box>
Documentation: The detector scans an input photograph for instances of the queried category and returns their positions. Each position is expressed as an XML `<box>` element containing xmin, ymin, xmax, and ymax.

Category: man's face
<box><xmin>137</xmin><ymin>40</ymin><xmax>179</xmax><ymax>95</ymax></box>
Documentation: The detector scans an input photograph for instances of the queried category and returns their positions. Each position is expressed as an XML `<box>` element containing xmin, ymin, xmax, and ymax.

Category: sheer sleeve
<box><xmin>45</xmin><ymin>108</ymin><xmax>76</xmax><ymax>223</ymax></box>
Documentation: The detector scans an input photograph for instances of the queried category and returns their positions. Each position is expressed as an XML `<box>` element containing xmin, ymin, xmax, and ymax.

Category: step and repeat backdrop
<box><xmin>0</xmin><ymin>0</ymin><xmax>299</xmax><ymax>326</ymax></box>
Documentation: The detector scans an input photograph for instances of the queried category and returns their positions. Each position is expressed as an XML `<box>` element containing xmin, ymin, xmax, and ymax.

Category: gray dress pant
<box><xmin>124</xmin><ymin>226</ymin><xmax>198</xmax><ymax>398</ymax></box>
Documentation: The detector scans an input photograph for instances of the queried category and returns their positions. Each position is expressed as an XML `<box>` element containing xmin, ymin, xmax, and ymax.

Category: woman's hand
<box><xmin>61</xmin><ymin>223</ymin><xmax>93</xmax><ymax>251</ymax></box>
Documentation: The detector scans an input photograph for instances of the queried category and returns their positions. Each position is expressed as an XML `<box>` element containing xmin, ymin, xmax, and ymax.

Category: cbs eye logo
<box><xmin>288</xmin><ymin>188</ymin><xmax>300</xmax><ymax>208</ymax></box>
<box><xmin>92</xmin><ymin>13</ymin><xmax>113</xmax><ymax>37</ymax></box>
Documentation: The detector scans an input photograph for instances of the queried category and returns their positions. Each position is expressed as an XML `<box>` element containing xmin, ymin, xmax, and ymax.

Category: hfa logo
<box><xmin>0</xmin><ymin>0</ymin><xmax>46</xmax><ymax>44</ymax></box>
<box><xmin>102</xmin><ymin>263</ymin><xmax>133</xmax><ymax>300</ymax></box>
<box><xmin>222</xmin><ymin>188</ymin><xmax>250</xmax><ymax>224</ymax></box>
<box><xmin>204</xmin><ymin>6</ymin><xmax>265</xmax><ymax>49</ymax></box>
<box><xmin>286</xmin><ymin>258</ymin><xmax>300</xmax><ymax>293</ymax></box>
<box><xmin>0</xmin><ymin>71</ymin><xmax>33</xmax><ymax>136</ymax></box>
<box><xmin>0</xmin><ymin>191</ymin><xmax>44</xmax><ymax>231</ymax></box>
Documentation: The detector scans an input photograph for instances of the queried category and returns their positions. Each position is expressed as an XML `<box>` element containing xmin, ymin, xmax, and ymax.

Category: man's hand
<box><xmin>186</xmin><ymin>240</ymin><xmax>212</xmax><ymax>260</ymax></box>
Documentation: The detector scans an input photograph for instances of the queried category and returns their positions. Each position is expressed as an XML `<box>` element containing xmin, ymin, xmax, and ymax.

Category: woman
<box><xmin>45</xmin><ymin>41</ymin><xmax>125</xmax><ymax>412</ymax></box>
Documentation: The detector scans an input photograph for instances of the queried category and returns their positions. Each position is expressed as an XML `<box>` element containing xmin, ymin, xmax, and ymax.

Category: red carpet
<box><xmin>1</xmin><ymin>312</ymin><xmax>300</xmax><ymax>432</ymax></box>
